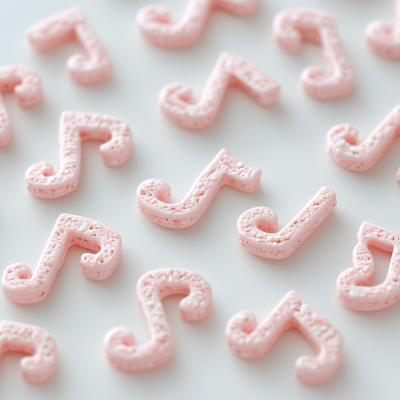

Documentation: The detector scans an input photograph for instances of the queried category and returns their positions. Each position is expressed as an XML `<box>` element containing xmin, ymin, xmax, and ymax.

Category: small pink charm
<box><xmin>326</xmin><ymin>105</ymin><xmax>400</xmax><ymax>182</ymax></box>
<box><xmin>0</xmin><ymin>320</ymin><xmax>57</xmax><ymax>384</ymax></box>
<box><xmin>337</xmin><ymin>222</ymin><xmax>400</xmax><ymax>311</ymax></box>
<box><xmin>137</xmin><ymin>148</ymin><xmax>261</xmax><ymax>229</ymax></box>
<box><xmin>159</xmin><ymin>52</ymin><xmax>280</xmax><ymax>130</ymax></box>
<box><xmin>237</xmin><ymin>187</ymin><xmax>336</xmax><ymax>260</ymax></box>
<box><xmin>226</xmin><ymin>291</ymin><xmax>343</xmax><ymax>385</ymax></box>
<box><xmin>273</xmin><ymin>9</ymin><xmax>354</xmax><ymax>100</ymax></box>
<box><xmin>366</xmin><ymin>0</ymin><xmax>400</xmax><ymax>59</ymax></box>
<box><xmin>2</xmin><ymin>214</ymin><xmax>122</xmax><ymax>304</ymax></box>
<box><xmin>25</xmin><ymin>111</ymin><xmax>133</xmax><ymax>198</ymax></box>
<box><xmin>104</xmin><ymin>268</ymin><xmax>212</xmax><ymax>371</ymax></box>
<box><xmin>27</xmin><ymin>8</ymin><xmax>112</xmax><ymax>85</ymax></box>
<box><xmin>0</xmin><ymin>66</ymin><xmax>43</xmax><ymax>146</ymax></box>
<box><xmin>137</xmin><ymin>0</ymin><xmax>260</xmax><ymax>48</ymax></box>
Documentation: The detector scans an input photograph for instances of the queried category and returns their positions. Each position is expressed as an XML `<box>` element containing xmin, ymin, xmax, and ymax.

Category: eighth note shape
<box><xmin>326</xmin><ymin>105</ymin><xmax>400</xmax><ymax>182</ymax></box>
<box><xmin>273</xmin><ymin>9</ymin><xmax>354</xmax><ymax>100</ymax></box>
<box><xmin>2</xmin><ymin>214</ymin><xmax>122</xmax><ymax>304</ymax></box>
<box><xmin>237</xmin><ymin>187</ymin><xmax>336</xmax><ymax>260</ymax></box>
<box><xmin>137</xmin><ymin>0</ymin><xmax>260</xmax><ymax>48</ymax></box>
<box><xmin>159</xmin><ymin>52</ymin><xmax>280</xmax><ymax>129</ymax></box>
<box><xmin>25</xmin><ymin>111</ymin><xmax>133</xmax><ymax>198</ymax></box>
<box><xmin>104</xmin><ymin>268</ymin><xmax>212</xmax><ymax>371</ymax></box>
<box><xmin>0</xmin><ymin>320</ymin><xmax>58</xmax><ymax>384</ymax></box>
<box><xmin>137</xmin><ymin>148</ymin><xmax>261</xmax><ymax>228</ymax></box>
<box><xmin>0</xmin><ymin>65</ymin><xmax>43</xmax><ymax>146</ymax></box>
<box><xmin>337</xmin><ymin>222</ymin><xmax>400</xmax><ymax>311</ymax></box>
<box><xmin>366</xmin><ymin>0</ymin><xmax>400</xmax><ymax>59</ymax></box>
<box><xmin>27</xmin><ymin>8</ymin><xmax>112</xmax><ymax>85</ymax></box>
<box><xmin>226</xmin><ymin>291</ymin><xmax>343</xmax><ymax>385</ymax></box>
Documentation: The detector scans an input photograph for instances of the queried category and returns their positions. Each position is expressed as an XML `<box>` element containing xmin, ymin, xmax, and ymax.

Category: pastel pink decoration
<box><xmin>337</xmin><ymin>222</ymin><xmax>400</xmax><ymax>311</ymax></box>
<box><xmin>137</xmin><ymin>148</ymin><xmax>261</xmax><ymax>229</ymax></box>
<box><xmin>0</xmin><ymin>65</ymin><xmax>43</xmax><ymax>146</ymax></box>
<box><xmin>0</xmin><ymin>321</ymin><xmax>57</xmax><ymax>384</ymax></box>
<box><xmin>25</xmin><ymin>111</ymin><xmax>133</xmax><ymax>198</ymax></box>
<box><xmin>237</xmin><ymin>187</ymin><xmax>336</xmax><ymax>260</ymax></box>
<box><xmin>326</xmin><ymin>105</ymin><xmax>400</xmax><ymax>182</ymax></box>
<box><xmin>273</xmin><ymin>9</ymin><xmax>354</xmax><ymax>100</ymax></box>
<box><xmin>137</xmin><ymin>0</ymin><xmax>260</xmax><ymax>48</ymax></box>
<box><xmin>226</xmin><ymin>291</ymin><xmax>343</xmax><ymax>385</ymax></box>
<box><xmin>27</xmin><ymin>8</ymin><xmax>112</xmax><ymax>85</ymax></box>
<box><xmin>366</xmin><ymin>0</ymin><xmax>400</xmax><ymax>59</ymax></box>
<box><xmin>104</xmin><ymin>268</ymin><xmax>212</xmax><ymax>371</ymax></box>
<box><xmin>159</xmin><ymin>52</ymin><xmax>280</xmax><ymax>130</ymax></box>
<box><xmin>2</xmin><ymin>214</ymin><xmax>121</xmax><ymax>304</ymax></box>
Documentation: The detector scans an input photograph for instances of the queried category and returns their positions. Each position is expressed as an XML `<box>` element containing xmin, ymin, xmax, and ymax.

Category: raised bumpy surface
<box><xmin>104</xmin><ymin>268</ymin><xmax>212</xmax><ymax>371</ymax></box>
<box><xmin>137</xmin><ymin>148</ymin><xmax>261</xmax><ymax>228</ymax></box>
<box><xmin>2</xmin><ymin>213</ymin><xmax>122</xmax><ymax>304</ymax></box>
<box><xmin>226</xmin><ymin>291</ymin><xmax>343</xmax><ymax>385</ymax></box>
<box><xmin>337</xmin><ymin>222</ymin><xmax>400</xmax><ymax>311</ymax></box>
<box><xmin>25</xmin><ymin>111</ymin><xmax>133</xmax><ymax>198</ymax></box>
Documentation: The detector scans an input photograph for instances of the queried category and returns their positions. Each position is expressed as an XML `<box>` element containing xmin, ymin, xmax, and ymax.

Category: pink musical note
<box><xmin>0</xmin><ymin>65</ymin><xmax>43</xmax><ymax>146</ymax></box>
<box><xmin>273</xmin><ymin>9</ymin><xmax>354</xmax><ymax>100</ymax></box>
<box><xmin>366</xmin><ymin>0</ymin><xmax>400</xmax><ymax>59</ymax></box>
<box><xmin>2</xmin><ymin>214</ymin><xmax>122</xmax><ymax>304</ymax></box>
<box><xmin>226</xmin><ymin>291</ymin><xmax>343</xmax><ymax>385</ymax></box>
<box><xmin>137</xmin><ymin>0</ymin><xmax>260</xmax><ymax>48</ymax></box>
<box><xmin>0</xmin><ymin>320</ymin><xmax>58</xmax><ymax>384</ymax></box>
<box><xmin>337</xmin><ymin>222</ymin><xmax>400</xmax><ymax>311</ymax></box>
<box><xmin>326</xmin><ymin>105</ymin><xmax>400</xmax><ymax>182</ymax></box>
<box><xmin>237</xmin><ymin>187</ymin><xmax>337</xmax><ymax>260</ymax></box>
<box><xmin>25</xmin><ymin>111</ymin><xmax>133</xmax><ymax>198</ymax></box>
<box><xmin>159</xmin><ymin>52</ymin><xmax>280</xmax><ymax>129</ymax></box>
<box><xmin>104</xmin><ymin>268</ymin><xmax>212</xmax><ymax>371</ymax></box>
<box><xmin>27</xmin><ymin>8</ymin><xmax>112</xmax><ymax>85</ymax></box>
<box><xmin>137</xmin><ymin>148</ymin><xmax>261</xmax><ymax>228</ymax></box>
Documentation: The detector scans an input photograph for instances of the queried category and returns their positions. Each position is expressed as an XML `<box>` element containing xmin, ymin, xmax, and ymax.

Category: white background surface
<box><xmin>0</xmin><ymin>0</ymin><xmax>399</xmax><ymax>398</ymax></box>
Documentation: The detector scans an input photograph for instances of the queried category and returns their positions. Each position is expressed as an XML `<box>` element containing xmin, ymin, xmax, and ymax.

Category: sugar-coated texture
<box><xmin>137</xmin><ymin>148</ymin><xmax>261</xmax><ymax>229</ymax></box>
<box><xmin>337</xmin><ymin>222</ymin><xmax>400</xmax><ymax>311</ymax></box>
<box><xmin>159</xmin><ymin>52</ymin><xmax>280</xmax><ymax>129</ymax></box>
<box><xmin>104</xmin><ymin>268</ymin><xmax>212</xmax><ymax>371</ymax></box>
<box><xmin>137</xmin><ymin>0</ymin><xmax>260</xmax><ymax>48</ymax></box>
<box><xmin>237</xmin><ymin>187</ymin><xmax>336</xmax><ymax>260</ymax></box>
<box><xmin>0</xmin><ymin>65</ymin><xmax>43</xmax><ymax>146</ymax></box>
<box><xmin>27</xmin><ymin>8</ymin><xmax>112</xmax><ymax>85</ymax></box>
<box><xmin>327</xmin><ymin>105</ymin><xmax>400</xmax><ymax>182</ymax></box>
<box><xmin>2</xmin><ymin>214</ymin><xmax>121</xmax><ymax>304</ymax></box>
<box><xmin>366</xmin><ymin>0</ymin><xmax>400</xmax><ymax>59</ymax></box>
<box><xmin>226</xmin><ymin>291</ymin><xmax>343</xmax><ymax>385</ymax></box>
<box><xmin>273</xmin><ymin>9</ymin><xmax>354</xmax><ymax>100</ymax></box>
<box><xmin>0</xmin><ymin>321</ymin><xmax>57</xmax><ymax>384</ymax></box>
<box><xmin>25</xmin><ymin>111</ymin><xmax>133</xmax><ymax>198</ymax></box>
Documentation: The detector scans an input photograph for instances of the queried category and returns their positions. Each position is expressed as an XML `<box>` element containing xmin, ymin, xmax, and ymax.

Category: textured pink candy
<box><xmin>0</xmin><ymin>65</ymin><xmax>43</xmax><ymax>146</ymax></box>
<box><xmin>0</xmin><ymin>321</ymin><xmax>57</xmax><ymax>384</ymax></box>
<box><xmin>104</xmin><ymin>268</ymin><xmax>212</xmax><ymax>371</ymax></box>
<box><xmin>137</xmin><ymin>148</ymin><xmax>261</xmax><ymax>229</ymax></box>
<box><xmin>273</xmin><ymin>9</ymin><xmax>354</xmax><ymax>100</ymax></box>
<box><xmin>366</xmin><ymin>0</ymin><xmax>400</xmax><ymax>59</ymax></box>
<box><xmin>2</xmin><ymin>214</ymin><xmax>121</xmax><ymax>304</ymax></box>
<box><xmin>237</xmin><ymin>187</ymin><xmax>336</xmax><ymax>260</ymax></box>
<box><xmin>27</xmin><ymin>8</ymin><xmax>112</xmax><ymax>85</ymax></box>
<box><xmin>337</xmin><ymin>222</ymin><xmax>400</xmax><ymax>311</ymax></box>
<box><xmin>159</xmin><ymin>52</ymin><xmax>280</xmax><ymax>130</ymax></box>
<box><xmin>226</xmin><ymin>291</ymin><xmax>343</xmax><ymax>385</ymax></box>
<box><xmin>25</xmin><ymin>111</ymin><xmax>133</xmax><ymax>198</ymax></box>
<box><xmin>137</xmin><ymin>0</ymin><xmax>260</xmax><ymax>48</ymax></box>
<box><xmin>327</xmin><ymin>105</ymin><xmax>400</xmax><ymax>182</ymax></box>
